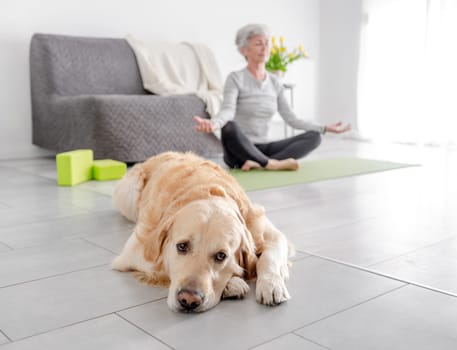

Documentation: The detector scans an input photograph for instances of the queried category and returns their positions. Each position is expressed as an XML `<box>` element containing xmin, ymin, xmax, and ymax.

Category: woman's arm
<box><xmin>277</xmin><ymin>88</ymin><xmax>350</xmax><ymax>134</ymax></box>
<box><xmin>277</xmin><ymin>89</ymin><xmax>325</xmax><ymax>133</ymax></box>
<box><xmin>194</xmin><ymin>73</ymin><xmax>239</xmax><ymax>133</ymax></box>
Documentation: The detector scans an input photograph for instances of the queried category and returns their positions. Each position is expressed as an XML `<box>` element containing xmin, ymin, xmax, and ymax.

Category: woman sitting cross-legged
<box><xmin>194</xmin><ymin>23</ymin><xmax>351</xmax><ymax>171</ymax></box>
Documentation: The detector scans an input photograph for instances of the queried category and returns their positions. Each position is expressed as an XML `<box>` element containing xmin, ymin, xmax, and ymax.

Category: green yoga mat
<box><xmin>229</xmin><ymin>157</ymin><xmax>416</xmax><ymax>191</ymax></box>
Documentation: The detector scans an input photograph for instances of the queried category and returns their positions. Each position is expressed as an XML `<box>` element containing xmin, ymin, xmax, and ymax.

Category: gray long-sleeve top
<box><xmin>211</xmin><ymin>67</ymin><xmax>325</xmax><ymax>143</ymax></box>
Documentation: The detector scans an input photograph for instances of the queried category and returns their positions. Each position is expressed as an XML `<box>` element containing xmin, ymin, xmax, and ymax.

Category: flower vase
<box><xmin>271</xmin><ymin>70</ymin><xmax>285</xmax><ymax>80</ymax></box>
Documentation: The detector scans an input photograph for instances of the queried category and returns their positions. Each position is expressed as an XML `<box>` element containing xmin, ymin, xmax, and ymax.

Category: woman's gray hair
<box><xmin>235</xmin><ymin>23</ymin><xmax>270</xmax><ymax>53</ymax></box>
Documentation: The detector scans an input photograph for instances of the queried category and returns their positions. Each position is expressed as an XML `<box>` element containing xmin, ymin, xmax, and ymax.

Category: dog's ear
<box><xmin>236</xmin><ymin>227</ymin><xmax>258</xmax><ymax>279</ymax></box>
<box><xmin>234</xmin><ymin>209</ymin><xmax>258</xmax><ymax>279</ymax></box>
<box><xmin>244</xmin><ymin>204</ymin><xmax>266</xmax><ymax>250</ymax></box>
<box><xmin>140</xmin><ymin>214</ymin><xmax>174</xmax><ymax>269</ymax></box>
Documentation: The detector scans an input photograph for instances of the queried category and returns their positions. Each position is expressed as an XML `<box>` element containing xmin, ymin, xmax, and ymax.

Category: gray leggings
<box><xmin>221</xmin><ymin>121</ymin><xmax>322</xmax><ymax>169</ymax></box>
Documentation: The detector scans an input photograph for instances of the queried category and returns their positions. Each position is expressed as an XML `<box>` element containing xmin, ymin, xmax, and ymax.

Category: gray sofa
<box><xmin>30</xmin><ymin>33</ymin><xmax>222</xmax><ymax>162</ymax></box>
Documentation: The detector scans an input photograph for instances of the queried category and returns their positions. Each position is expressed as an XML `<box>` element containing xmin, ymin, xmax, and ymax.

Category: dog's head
<box><xmin>144</xmin><ymin>194</ymin><xmax>257</xmax><ymax>313</ymax></box>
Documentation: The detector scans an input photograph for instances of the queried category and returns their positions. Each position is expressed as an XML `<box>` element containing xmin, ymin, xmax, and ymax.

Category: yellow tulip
<box><xmin>266</xmin><ymin>35</ymin><xmax>310</xmax><ymax>72</ymax></box>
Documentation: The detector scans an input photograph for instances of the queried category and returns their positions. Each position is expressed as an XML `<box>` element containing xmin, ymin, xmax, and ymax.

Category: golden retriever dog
<box><xmin>112</xmin><ymin>152</ymin><xmax>292</xmax><ymax>312</ymax></box>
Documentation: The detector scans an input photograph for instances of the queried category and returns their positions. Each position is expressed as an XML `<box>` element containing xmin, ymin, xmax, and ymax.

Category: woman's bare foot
<box><xmin>241</xmin><ymin>160</ymin><xmax>262</xmax><ymax>171</ymax></box>
<box><xmin>266</xmin><ymin>158</ymin><xmax>299</xmax><ymax>171</ymax></box>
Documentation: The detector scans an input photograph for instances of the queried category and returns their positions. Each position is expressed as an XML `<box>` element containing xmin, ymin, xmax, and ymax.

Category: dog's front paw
<box><xmin>256</xmin><ymin>274</ymin><xmax>290</xmax><ymax>306</ymax></box>
<box><xmin>222</xmin><ymin>276</ymin><xmax>250</xmax><ymax>299</ymax></box>
<box><xmin>280</xmin><ymin>263</ymin><xmax>290</xmax><ymax>280</ymax></box>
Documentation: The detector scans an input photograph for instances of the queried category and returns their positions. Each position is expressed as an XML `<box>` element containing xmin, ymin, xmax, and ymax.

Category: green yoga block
<box><xmin>56</xmin><ymin>149</ymin><xmax>94</xmax><ymax>186</ymax></box>
<box><xmin>93</xmin><ymin>159</ymin><xmax>127</xmax><ymax>181</ymax></box>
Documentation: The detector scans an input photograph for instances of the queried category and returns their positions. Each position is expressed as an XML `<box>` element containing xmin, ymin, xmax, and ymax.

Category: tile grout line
<box><xmin>365</xmin><ymin>234</ymin><xmax>457</xmax><ymax>268</ymax></box>
<box><xmin>0</xmin><ymin>210</ymin><xmax>131</xmax><ymax>242</ymax></box>
<box><xmin>303</xmin><ymin>252</ymin><xmax>457</xmax><ymax>298</ymax></box>
<box><xmin>0</xmin><ymin>163</ymin><xmax>56</xmax><ymax>178</ymax></box>
<box><xmin>115</xmin><ymin>313</ymin><xmax>175</xmax><ymax>350</ymax></box>
<box><xmin>113</xmin><ymin>297</ymin><xmax>168</xmax><ymax>314</ymax></box>
<box><xmin>0</xmin><ymin>211</ymin><xmax>101</xmax><ymax>231</ymax></box>
<box><xmin>290</xmin><ymin>254</ymin><xmax>314</xmax><ymax>262</ymax></box>
<box><xmin>0</xmin><ymin>263</ymin><xmax>111</xmax><ymax>290</ymax></box>
<box><xmin>0</xmin><ymin>241</ymin><xmax>14</xmax><ymax>251</ymax></box>
<box><xmin>62</xmin><ymin>184</ymin><xmax>115</xmax><ymax>199</ymax></box>
<box><xmin>0</xmin><ymin>314</ymin><xmax>118</xmax><ymax>345</ymax></box>
<box><xmin>1</xmin><ymin>301</ymin><xmax>168</xmax><ymax>345</ymax></box>
<box><xmin>0</xmin><ymin>232</ymin><xmax>127</xmax><ymax>253</ymax></box>
<box><xmin>55</xmin><ymin>190</ymin><xmax>116</xmax><ymax>211</ymax></box>
<box><xmin>247</xmin><ymin>332</ymin><xmax>331</xmax><ymax>350</ymax></box>
<box><xmin>291</xmin><ymin>284</ymin><xmax>409</xmax><ymax>332</ymax></box>
<box><xmin>0</xmin><ymin>202</ymin><xmax>12</xmax><ymax>209</ymax></box>
<box><xmin>0</xmin><ymin>213</ymin><xmax>95</xmax><ymax>231</ymax></box>
<box><xmin>293</xmin><ymin>333</ymin><xmax>332</xmax><ymax>349</ymax></box>
<box><xmin>279</xmin><ymin>215</ymin><xmax>377</xmax><ymax>238</ymax></box>
<box><xmin>0</xmin><ymin>329</ymin><xmax>12</xmax><ymax>343</ymax></box>
<box><xmin>80</xmin><ymin>237</ymin><xmax>120</xmax><ymax>255</ymax></box>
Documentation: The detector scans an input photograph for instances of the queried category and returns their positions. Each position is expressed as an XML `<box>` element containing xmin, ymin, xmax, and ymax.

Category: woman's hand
<box><xmin>193</xmin><ymin>116</ymin><xmax>215</xmax><ymax>133</ymax></box>
<box><xmin>324</xmin><ymin>122</ymin><xmax>351</xmax><ymax>134</ymax></box>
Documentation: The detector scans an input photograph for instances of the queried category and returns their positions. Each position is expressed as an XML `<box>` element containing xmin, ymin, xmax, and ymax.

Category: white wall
<box><xmin>318</xmin><ymin>0</ymin><xmax>363</xmax><ymax>130</ymax></box>
<box><xmin>0</xmin><ymin>0</ymin><xmax>320</xmax><ymax>160</ymax></box>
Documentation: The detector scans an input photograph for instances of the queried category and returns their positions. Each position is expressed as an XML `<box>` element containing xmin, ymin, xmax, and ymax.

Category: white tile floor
<box><xmin>0</xmin><ymin>138</ymin><xmax>456</xmax><ymax>349</ymax></box>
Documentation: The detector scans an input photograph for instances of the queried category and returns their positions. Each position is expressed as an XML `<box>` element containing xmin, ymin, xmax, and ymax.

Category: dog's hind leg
<box><xmin>112</xmin><ymin>165</ymin><xmax>146</xmax><ymax>222</ymax></box>
<box><xmin>111</xmin><ymin>230</ymin><xmax>154</xmax><ymax>273</ymax></box>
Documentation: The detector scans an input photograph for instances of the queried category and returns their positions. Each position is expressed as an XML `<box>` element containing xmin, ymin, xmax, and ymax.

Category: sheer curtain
<box><xmin>357</xmin><ymin>0</ymin><xmax>457</xmax><ymax>146</ymax></box>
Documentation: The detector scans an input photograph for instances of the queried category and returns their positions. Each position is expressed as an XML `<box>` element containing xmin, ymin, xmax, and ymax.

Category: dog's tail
<box><xmin>112</xmin><ymin>164</ymin><xmax>146</xmax><ymax>222</ymax></box>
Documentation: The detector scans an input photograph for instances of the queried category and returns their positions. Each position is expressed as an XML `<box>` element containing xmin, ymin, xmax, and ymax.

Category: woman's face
<box><xmin>241</xmin><ymin>35</ymin><xmax>270</xmax><ymax>64</ymax></box>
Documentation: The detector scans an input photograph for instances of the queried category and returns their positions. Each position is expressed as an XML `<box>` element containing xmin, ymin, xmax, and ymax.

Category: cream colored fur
<box><xmin>112</xmin><ymin>152</ymin><xmax>292</xmax><ymax>312</ymax></box>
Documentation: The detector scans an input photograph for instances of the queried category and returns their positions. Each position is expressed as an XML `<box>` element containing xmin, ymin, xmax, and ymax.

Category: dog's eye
<box><xmin>214</xmin><ymin>251</ymin><xmax>227</xmax><ymax>262</ymax></box>
<box><xmin>176</xmin><ymin>242</ymin><xmax>189</xmax><ymax>254</ymax></box>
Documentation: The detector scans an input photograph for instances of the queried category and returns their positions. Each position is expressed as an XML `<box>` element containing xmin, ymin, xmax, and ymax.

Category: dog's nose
<box><xmin>177</xmin><ymin>289</ymin><xmax>204</xmax><ymax>311</ymax></box>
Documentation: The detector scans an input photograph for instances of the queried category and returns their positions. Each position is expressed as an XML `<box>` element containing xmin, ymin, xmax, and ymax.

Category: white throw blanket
<box><xmin>126</xmin><ymin>35</ymin><xmax>223</xmax><ymax>117</ymax></box>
